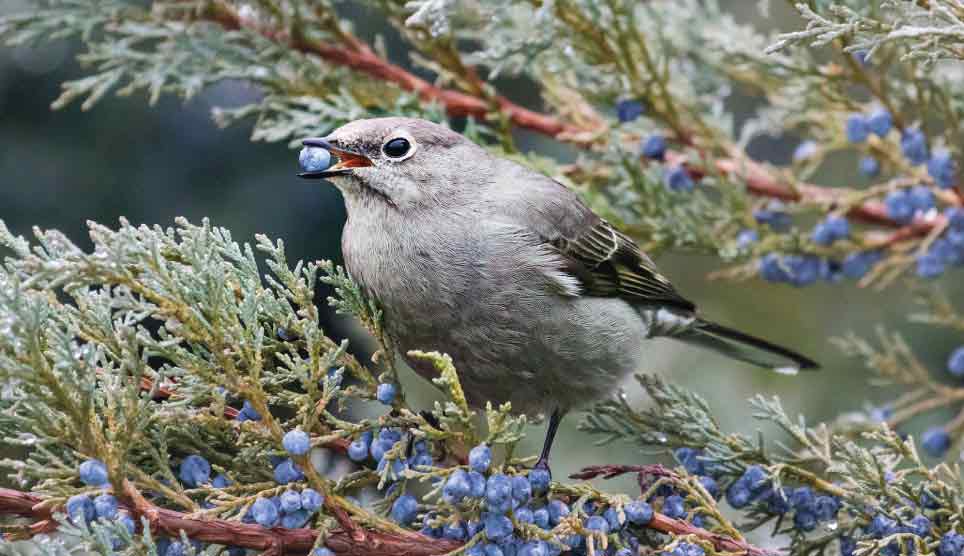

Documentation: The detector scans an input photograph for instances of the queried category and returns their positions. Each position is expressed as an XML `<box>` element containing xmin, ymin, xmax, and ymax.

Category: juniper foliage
<box><xmin>2</xmin><ymin>1</ymin><xmax>964</xmax><ymax>556</ymax></box>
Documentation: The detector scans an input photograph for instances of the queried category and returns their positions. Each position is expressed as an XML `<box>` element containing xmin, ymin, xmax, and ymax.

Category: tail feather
<box><xmin>671</xmin><ymin>318</ymin><xmax>819</xmax><ymax>373</ymax></box>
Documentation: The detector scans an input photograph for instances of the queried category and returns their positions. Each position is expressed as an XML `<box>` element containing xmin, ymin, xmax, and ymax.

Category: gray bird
<box><xmin>299</xmin><ymin>117</ymin><xmax>817</xmax><ymax>471</ymax></box>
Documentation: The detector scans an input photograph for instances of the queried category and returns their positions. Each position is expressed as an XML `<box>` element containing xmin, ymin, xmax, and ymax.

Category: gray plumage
<box><xmin>300</xmin><ymin>117</ymin><xmax>817</xmax><ymax>417</ymax></box>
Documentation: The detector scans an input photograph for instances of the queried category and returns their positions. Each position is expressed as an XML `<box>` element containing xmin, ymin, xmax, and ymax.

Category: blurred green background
<box><xmin>1</xmin><ymin>1</ymin><xmax>961</xmax><ymax>496</ymax></box>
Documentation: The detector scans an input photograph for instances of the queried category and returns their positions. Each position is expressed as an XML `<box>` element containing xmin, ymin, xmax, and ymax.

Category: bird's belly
<box><xmin>391</xmin><ymin>294</ymin><xmax>650</xmax><ymax>415</ymax></box>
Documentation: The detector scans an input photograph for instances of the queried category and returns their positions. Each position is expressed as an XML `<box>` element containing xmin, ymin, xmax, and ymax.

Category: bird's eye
<box><xmin>383</xmin><ymin>137</ymin><xmax>411</xmax><ymax>158</ymax></box>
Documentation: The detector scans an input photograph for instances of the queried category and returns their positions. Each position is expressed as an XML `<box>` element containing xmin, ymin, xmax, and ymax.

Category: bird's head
<box><xmin>298</xmin><ymin>117</ymin><xmax>483</xmax><ymax>209</ymax></box>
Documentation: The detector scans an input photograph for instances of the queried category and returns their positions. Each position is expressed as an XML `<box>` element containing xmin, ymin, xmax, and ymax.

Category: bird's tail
<box><xmin>651</xmin><ymin>311</ymin><xmax>819</xmax><ymax>373</ymax></box>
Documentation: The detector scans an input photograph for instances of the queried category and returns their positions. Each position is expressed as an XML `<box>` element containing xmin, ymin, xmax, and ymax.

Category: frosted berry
<box><xmin>469</xmin><ymin>444</ymin><xmax>492</xmax><ymax>473</ymax></box>
<box><xmin>867</xmin><ymin>109</ymin><xmax>892</xmax><ymax>137</ymax></box>
<box><xmin>299</xmin><ymin>146</ymin><xmax>332</xmax><ymax>173</ymax></box>
<box><xmin>511</xmin><ymin>475</ymin><xmax>531</xmax><ymax>504</ymax></box>
<box><xmin>585</xmin><ymin>515</ymin><xmax>609</xmax><ymax>534</ymax></box>
<box><xmin>616</xmin><ymin>99</ymin><xmax>645</xmax><ymax>123</ymax></box>
<box><xmin>909</xmin><ymin>185</ymin><xmax>935</xmax><ymax>212</ymax></box>
<box><xmin>548</xmin><ymin>499</ymin><xmax>571</xmax><ymax>525</ymax></box>
<box><xmin>929</xmin><ymin>150</ymin><xmax>956</xmax><ymax>189</ymax></box>
<box><xmin>938</xmin><ymin>533</ymin><xmax>964</xmax><ymax>556</ymax></box>
<box><xmin>376</xmin><ymin>383</ymin><xmax>397</xmax><ymax>405</ymax></box>
<box><xmin>79</xmin><ymin>459</ymin><xmax>109</xmax><ymax>487</ymax></box>
<box><xmin>484</xmin><ymin>513</ymin><xmax>513</xmax><ymax>540</ymax></box>
<box><xmin>280</xmin><ymin>490</ymin><xmax>302</xmax><ymax>513</ymax></box>
<box><xmin>274</xmin><ymin>458</ymin><xmax>305</xmax><ymax>484</ymax></box>
<box><xmin>948</xmin><ymin>347</ymin><xmax>964</xmax><ymax>378</ymax></box>
<box><xmin>300</xmin><ymin>488</ymin><xmax>323</xmax><ymax>513</ymax></box>
<box><xmin>884</xmin><ymin>190</ymin><xmax>915</xmax><ymax>224</ymax></box>
<box><xmin>443</xmin><ymin>469</ymin><xmax>472</xmax><ymax>503</ymax></box>
<box><xmin>391</xmin><ymin>494</ymin><xmax>418</xmax><ymax>524</ymax></box>
<box><xmin>901</xmin><ymin>129</ymin><xmax>929</xmax><ymax>165</ymax></box>
<box><xmin>251</xmin><ymin>498</ymin><xmax>280</xmax><ymax>527</ymax></box>
<box><xmin>178</xmin><ymin>455</ymin><xmax>211</xmax><ymax>488</ymax></box>
<box><xmin>664</xmin><ymin>165</ymin><xmax>695</xmax><ymax>192</ymax></box>
<box><xmin>921</xmin><ymin>427</ymin><xmax>951</xmax><ymax>457</ymax></box>
<box><xmin>93</xmin><ymin>493</ymin><xmax>119</xmax><ymax>520</ymax></box>
<box><xmin>624</xmin><ymin>501</ymin><xmax>653</xmax><ymax>525</ymax></box>
<box><xmin>283</xmin><ymin>429</ymin><xmax>311</xmax><ymax>456</ymax></box>
<box><xmin>66</xmin><ymin>494</ymin><xmax>95</xmax><ymax>524</ymax></box>
<box><xmin>468</xmin><ymin>471</ymin><xmax>487</xmax><ymax>498</ymax></box>
<box><xmin>528</xmin><ymin>468</ymin><xmax>550</xmax><ymax>493</ymax></box>
<box><xmin>662</xmin><ymin>495</ymin><xmax>686</xmax><ymax>519</ymax></box>
<box><xmin>845</xmin><ymin>114</ymin><xmax>870</xmax><ymax>143</ymax></box>
<box><xmin>641</xmin><ymin>135</ymin><xmax>667</xmax><ymax>161</ymax></box>
<box><xmin>859</xmin><ymin>156</ymin><xmax>880</xmax><ymax>177</ymax></box>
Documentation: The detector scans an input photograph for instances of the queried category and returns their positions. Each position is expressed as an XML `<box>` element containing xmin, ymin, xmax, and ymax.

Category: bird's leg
<box><xmin>534</xmin><ymin>408</ymin><xmax>564</xmax><ymax>477</ymax></box>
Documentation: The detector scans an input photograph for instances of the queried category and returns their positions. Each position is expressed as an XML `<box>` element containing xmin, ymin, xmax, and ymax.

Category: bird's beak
<box><xmin>298</xmin><ymin>137</ymin><xmax>373</xmax><ymax>179</ymax></box>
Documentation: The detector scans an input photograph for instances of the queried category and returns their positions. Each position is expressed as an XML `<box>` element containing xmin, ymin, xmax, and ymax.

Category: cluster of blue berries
<box><xmin>394</xmin><ymin>443</ymin><xmax>658</xmax><ymax>556</ymax></box>
<box><xmin>246</xmin><ymin>486</ymin><xmax>325</xmax><ymax>528</ymax></box>
<box><xmin>346</xmin><ymin>428</ymin><xmax>434</xmax><ymax>483</ymax></box>
<box><xmin>634</xmin><ymin>132</ymin><xmax>695</xmax><ymax>193</ymax></box>
<box><xmin>915</xmin><ymin>208</ymin><xmax>964</xmax><ymax>279</ymax></box>
<box><xmin>747</xmin><ymin>200</ymin><xmax>884</xmax><ymax>285</ymax></box>
<box><xmin>675</xmin><ymin>450</ymin><xmax>844</xmax><ymax>534</ymax></box>
<box><xmin>839</xmin><ymin>511</ymin><xmax>953</xmax><ymax>556</ymax></box>
<box><xmin>67</xmin><ymin>460</ymin><xmax>151</xmax><ymax>550</ymax></box>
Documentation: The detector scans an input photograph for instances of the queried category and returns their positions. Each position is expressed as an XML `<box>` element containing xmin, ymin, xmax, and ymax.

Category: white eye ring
<box><xmin>381</xmin><ymin>129</ymin><xmax>417</xmax><ymax>162</ymax></box>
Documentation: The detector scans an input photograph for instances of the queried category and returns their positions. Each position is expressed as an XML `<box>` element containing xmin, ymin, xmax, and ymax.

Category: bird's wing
<box><xmin>548</xmin><ymin>218</ymin><xmax>696</xmax><ymax>312</ymax></box>
<box><xmin>490</xmin><ymin>164</ymin><xmax>696</xmax><ymax>312</ymax></box>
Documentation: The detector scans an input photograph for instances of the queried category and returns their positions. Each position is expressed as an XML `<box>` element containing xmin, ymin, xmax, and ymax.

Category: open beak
<box><xmin>298</xmin><ymin>137</ymin><xmax>373</xmax><ymax>179</ymax></box>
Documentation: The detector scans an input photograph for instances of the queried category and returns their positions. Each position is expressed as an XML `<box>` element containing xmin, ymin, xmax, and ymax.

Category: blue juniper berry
<box><xmin>376</xmin><ymin>383</ymin><xmax>397</xmax><ymax>405</ymax></box>
<box><xmin>282</xmin><ymin>429</ymin><xmax>311</xmax><ymax>456</ymax></box>
<box><xmin>616</xmin><ymin>99</ymin><xmax>645</xmax><ymax>123</ymax></box>
<box><xmin>79</xmin><ymin>459</ymin><xmax>109</xmax><ymax>487</ymax></box>
<box><xmin>867</xmin><ymin>109</ymin><xmax>893</xmax><ymax>137</ymax></box>
<box><xmin>901</xmin><ymin>129</ymin><xmax>929</xmax><ymax>165</ymax></box>
<box><xmin>301</xmin><ymin>489</ymin><xmax>324</xmax><ymax>513</ymax></box>
<box><xmin>641</xmin><ymin>134</ymin><xmax>667</xmax><ymax>161</ymax></box>
<box><xmin>299</xmin><ymin>146</ymin><xmax>332</xmax><ymax>173</ymax></box>
<box><xmin>928</xmin><ymin>150</ymin><xmax>956</xmax><ymax>189</ymax></box>
<box><xmin>921</xmin><ymin>427</ymin><xmax>951</xmax><ymax>457</ymax></box>
<box><xmin>845</xmin><ymin>114</ymin><xmax>870</xmax><ymax>143</ymax></box>
<box><xmin>469</xmin><ymin>444</ymin><xmax>492</xmax><ymax>473</ymax></box>
<box><xmin>178</xmin><ymin>455</ymin><xmax>211</xmax><ymax>488</ymax></box>
<box><xmin>664</xmin><ymin>165</ymin><xmax>695</xmax><ymax>192</ymax></box>
<box><xmin>948</xmin><ymin>347</ymin><xmax>964</xmax><ymax>378</ymax></box>
<box><xmin>859</xmin><ymin>156</ymin><xmax>880</xmax><ymax>177</ymax></box>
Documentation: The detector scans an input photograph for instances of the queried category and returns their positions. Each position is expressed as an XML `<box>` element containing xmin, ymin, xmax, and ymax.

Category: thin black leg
<box><xmin>534</xmin><ymin>408</ymin><xmax>564</xmax><ymax>474</ymax></box>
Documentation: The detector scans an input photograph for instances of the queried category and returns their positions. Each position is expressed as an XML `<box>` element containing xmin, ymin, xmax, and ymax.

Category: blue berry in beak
<box><xmin>299</xmin><ymin>146</ymin><xmax>332</xmax><ymax>173</ymax></box>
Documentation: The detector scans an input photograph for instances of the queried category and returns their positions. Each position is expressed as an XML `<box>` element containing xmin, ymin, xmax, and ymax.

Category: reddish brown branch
<box><xmin>202</xmin><ymin>0</ymin><xmax>956</xmax><ymax>247</ymax></box>
<box><xmin>204</xmin><ymin>2</ymin><xmax>577</xmax><ymax>138</ymax></box>
<box><xmin>0</xmin><ymin>487</ymin><xmax>458</xmax><ymax>556</ymax></box>
<box><xmin>647</xmin><ymin>512</ymin><xmax>782</xmax><ymax>556</ymax></box>
<box><xmin>0</xmin><ymin>486</ymin><xmax>782</xmax><ymax>556</ymax></box>
<box><xmin>571</xmin><ymin>465</ymin><xmax>780</xmax><ymax>556</ymax></box>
